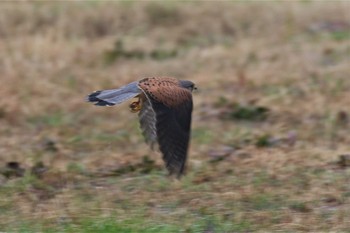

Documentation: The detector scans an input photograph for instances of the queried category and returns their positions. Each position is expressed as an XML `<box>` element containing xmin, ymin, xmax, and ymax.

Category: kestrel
<box><xmin>86</xmin><ymin>77</ymin><xmax>196</xmax><ymax>177</ymax></box>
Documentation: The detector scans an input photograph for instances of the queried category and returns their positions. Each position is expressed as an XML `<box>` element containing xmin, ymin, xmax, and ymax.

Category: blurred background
<box><xmin>0</xmin><ymin>1</ymin><xmax>350</xmax><ymax>232</ymax></box>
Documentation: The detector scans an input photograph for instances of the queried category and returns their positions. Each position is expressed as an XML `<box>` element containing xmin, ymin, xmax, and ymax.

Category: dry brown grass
<box><xmin>0</xmin><ymin>1</ymin><xmax>350</xmax><ymax>232</ymax></box>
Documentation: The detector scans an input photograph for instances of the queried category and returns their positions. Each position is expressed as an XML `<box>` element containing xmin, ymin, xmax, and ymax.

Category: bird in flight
<box><xmin>86</xmin><ymin>77</ymin><xmax>196</xmax><ymax>177</ymax></box>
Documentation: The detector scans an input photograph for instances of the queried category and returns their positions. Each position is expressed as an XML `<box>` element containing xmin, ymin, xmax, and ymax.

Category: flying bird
<box><xmin>86</xmin><ymin>77</ymin><xmax>196</xmax><ymax>177</ymax></box>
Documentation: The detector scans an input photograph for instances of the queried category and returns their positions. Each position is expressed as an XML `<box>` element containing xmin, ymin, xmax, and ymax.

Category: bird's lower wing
<box><xmin>151</xmin><ymin>91</ymin><xmax>193</xmax><ymax>177</ymax></box>
<box><xmin>86</xmin><ymin>81</ymin><xmax>141</xmax><ymax>106</ymax></box>
<box><xmin>138</xmin><ymin>98</ymin><xmax>158</xmax><ymax>149</ymax></box>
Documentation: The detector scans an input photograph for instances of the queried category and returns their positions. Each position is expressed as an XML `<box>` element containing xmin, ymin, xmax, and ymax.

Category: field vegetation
<box><xmin>0</xmin><ymin>1</ymin><xmax>350</xmax><ymax>232</ymax></box>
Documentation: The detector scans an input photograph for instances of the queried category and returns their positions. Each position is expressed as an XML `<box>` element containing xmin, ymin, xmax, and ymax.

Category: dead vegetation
<box><xmin>0</xmin><ymin>1</ymin><xmax>350</xmax><ymax>232</ymax></box>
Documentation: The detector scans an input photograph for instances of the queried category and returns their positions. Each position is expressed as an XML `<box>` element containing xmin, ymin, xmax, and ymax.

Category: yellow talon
<box><xmin>129</xmin><ymin>98</ymin><xmax>142</xmax><ymax>113</ymax></box>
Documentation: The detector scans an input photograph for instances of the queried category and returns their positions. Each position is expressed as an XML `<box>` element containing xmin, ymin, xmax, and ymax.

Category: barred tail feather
<box><xmin>86</xmin><ymin>81</ymin><xmax>141</xmax><ymax>106</ymax></box>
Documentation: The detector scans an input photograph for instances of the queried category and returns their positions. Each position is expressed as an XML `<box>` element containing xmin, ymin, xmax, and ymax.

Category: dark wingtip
<box><xmin>86</xmin><ymin>91</ymin><xmax>115</xmax><ymax>107</ymax></box>
<box><xmin>166</xmin><ymin>163</ymin><xmax>185</xmax><ymax>179</ymax></box>
<box><xmin>168</xmin><ymin>170</ymin><xmax>184</xmax><ymax>180</ymax></box>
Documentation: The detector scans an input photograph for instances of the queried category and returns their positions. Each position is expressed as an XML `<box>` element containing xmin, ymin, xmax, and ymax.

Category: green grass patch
<box><xmin>191</xmin><ymin>127</ymin><xmax>213</xmax><ymax>144</ymax></box>
<box><xmin>2</xmin><ymin>215</ymin><xmax>253</xmax><ymax>233</ymax></box>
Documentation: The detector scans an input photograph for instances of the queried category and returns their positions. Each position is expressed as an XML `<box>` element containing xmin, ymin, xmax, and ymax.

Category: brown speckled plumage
<box><xmin>138</xmin><ymin>77</ymin><xmax>192</xmax><ymax>107</ymax></box>
<box><xmin>87</xmin><ymin>77</ymin><xmax>195</xmax><ymax>177</ymax></box>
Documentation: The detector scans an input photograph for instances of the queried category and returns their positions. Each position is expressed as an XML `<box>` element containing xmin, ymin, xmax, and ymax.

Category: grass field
<box><xmin>0</xmin><ymin>1</ymin><xmax>350</xmax><ymax>232</ymax></box>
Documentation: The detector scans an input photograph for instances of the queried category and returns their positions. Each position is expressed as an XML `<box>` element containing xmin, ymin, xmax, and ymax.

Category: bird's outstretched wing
<box><xmin>87</xmin><ymin>81</ymin><xmax>141</xmax><ymax>106</ymax></box>
<box><xmin>138</xmin><ymin>98</ymin><xmax>158</xmax><ymax>149</ymax></box>
<box><xmin>141</xmin><ymin>84</ymin><xmax>193</xmax><ymax>177</ymax></box>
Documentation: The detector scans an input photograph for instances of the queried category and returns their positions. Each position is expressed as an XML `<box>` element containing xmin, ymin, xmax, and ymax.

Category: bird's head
<box><xmin>180</xmin><ymin>80</ymin><xmax>197</xmax><ymax>92</ymax></box>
